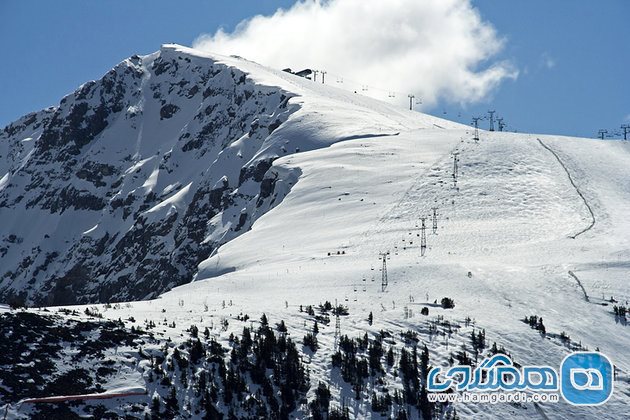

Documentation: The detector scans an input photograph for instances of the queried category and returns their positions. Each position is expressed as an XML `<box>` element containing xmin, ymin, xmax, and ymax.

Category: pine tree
<box><xmin>387</xmin><ymin>346</ymin><xmax>395</xmax><ymax>367</ymax></box>
<box><xmin>477</xmin><ymin>329</ymin><xmax>486</xmax><ymax>350</ymax></box>
<box><xmin>277</xmin><ymin>320</ymin><xmax>287</xmax><ymax>333</ymax></box>
<box><xmin>420</xmin><ymin>345</ymin><xmax>430</xmax><ymax>380</ymax></box>
<box><xmin>440</xmin><ymin>297</ymin><xmax>455</xmax><ymax>309</ymax></box>
<box><xmin>368</xmin><ymin>338</ymin><xmax>383</xmax><ymax>373</ymax></box>
<box><xmin>361</xmin><ymin>332</ymin><xmax>369</xmax><ymax>350</ymax></box>
<box><xmin>190</xmin><ymin>338</ymin><xmax>204</xmax><ymax>364</ymax></box>
<box><xmin>202</xmin><ymin>389</ymin><xmax>223</xmax><ymax>420</ymax></box>
<box><xmin>368</xmin><ymin>311</ymin><xmax>373</xmax><ymax>326</ymax></box>
<box><xmin>150</xmin><ymin>395</ymin><xmax>161</xmax><ymax>419</ymax></box>
<box><xmin>190</xmin><ymin>324</ymin><xmax>199</xmax><ymax>338</ymax></box>
<box><xmin>304</xmin><ymin>332</ymin><xmax>318</xmax><ymax>352</ymax></box>
<box><xmin>165</xmin><ymin>386</ymin><xmax>179</xmax><ymax>416</ymax></box>
<box><xmin>371</xmin><ymin>391</ymin><xmax>379</xmax><ymax>412</ymax></box>
<box><xmin>180</xmin><ymin>368</ymin><xmax>188</xmax><ymax>388</ymax></box>
<box><xmin>239</xmin><ymin>327</ymin><xmax>252</xmax><ymax>360</ymax></box>
<box><xmin>396</xmin><ymin>408</ymin><xmax>409</xmax><ymax>420</ymax></box>
<box><xmin>419</xmin><ymin>385</ymin><xmax>432</xmax><ymax>420</ymax></box>
<box><xmin>197</xmin><ymin>370</ymin><xmax>207</xmax><ymax>392</ymax></box>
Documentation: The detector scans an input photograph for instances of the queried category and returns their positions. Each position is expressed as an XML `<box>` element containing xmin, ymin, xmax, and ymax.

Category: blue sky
<box><xmin>468</xmin><ymin>0</ymin><xmax>629</xmax><ymax>138</ymax></box>
<box><xmin>0</xmin><ymin>0</ymin><xmax>627</xmax><ymax>138</ymax></box>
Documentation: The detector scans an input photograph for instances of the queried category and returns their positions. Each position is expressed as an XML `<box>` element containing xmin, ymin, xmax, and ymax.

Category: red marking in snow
<box><xmin>21</xmin><ymin>390</ymin><xmax>146</xmax><ymax>404</ymax></box>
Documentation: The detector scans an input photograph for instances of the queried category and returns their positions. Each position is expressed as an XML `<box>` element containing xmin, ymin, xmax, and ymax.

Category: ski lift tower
<box><xmin>497</xmin><ymin>117</ymin><xmax>506</xmax><ymax>132</ymax></box>
<box><xmin>431</xmin><ymin>207</ymin><xmax>438</xmax><ymax>234</ymax></box>
<box><xmin>420</xmin><ymin>217</ymin><xmax>427</xmax><ymax>256</ymax></box>
<box><xmin>379</xmin><ymin>252</ymin><xmax>389</xmax><ymax>292</ymax></box>
<box><xmin>488</xmin><ymin>110</ymin><xmax>496</xmax><ymax>131</ymax></box>
<box><xmin>472</xmin><ymin>117</ymin><xmax>481</xmax><ymax>141</ymax></box>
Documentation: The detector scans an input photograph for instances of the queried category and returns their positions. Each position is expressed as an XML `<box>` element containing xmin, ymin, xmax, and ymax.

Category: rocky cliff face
<box><xmin>0</xmin><ymin>46</ymin><xmax>300</xmax><ymax>305</ymax></box>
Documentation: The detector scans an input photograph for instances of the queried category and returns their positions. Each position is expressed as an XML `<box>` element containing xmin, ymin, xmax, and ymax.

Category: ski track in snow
<box><xmin>537</xmin><ymin>137</ymin><xmax>596</xmax><ymax>238</ymax></box>
<box><xmin>568</xmin><ymin>270</ymin><xmax>590</xmax><ymax>302</ymax></box>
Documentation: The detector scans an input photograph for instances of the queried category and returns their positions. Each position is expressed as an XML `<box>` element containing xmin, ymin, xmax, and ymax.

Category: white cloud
<box><xmin>193</xmin><ymin>0</ymin><xmax>518</xmax><ymax>107</ymax></box>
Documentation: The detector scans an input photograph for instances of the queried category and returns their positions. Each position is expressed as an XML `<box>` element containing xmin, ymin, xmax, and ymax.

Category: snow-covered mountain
<box><xmin>0</xmin><ymin>45</ymin><xmax>452</xmax><ymax>306</ymax></box>
<box><xmin>0</xmin><ymin>45</ymin><xmax>310</xmax><ymax>305</ymax></box>
<box><xmin>1</xmin><ymin>45</ymin><xmax>629</xmax><ymax>419</ymax></box>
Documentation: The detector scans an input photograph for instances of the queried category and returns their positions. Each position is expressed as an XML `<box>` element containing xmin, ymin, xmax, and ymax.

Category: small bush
<box><xmin>440</xmin><ymin>297</ymin><xmax>455</xmax><ymax>309</ymax></box>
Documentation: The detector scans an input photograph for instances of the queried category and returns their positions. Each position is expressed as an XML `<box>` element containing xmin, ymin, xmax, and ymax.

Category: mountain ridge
<box><xmin>0</xmin><ymin>45</ymin><xmax>303</xmax><ymax>305</ymax></box>
<box><xmin>0</xmin><ymin>44</ymin><xmax>459</xmax><ymax>306</ymax></box>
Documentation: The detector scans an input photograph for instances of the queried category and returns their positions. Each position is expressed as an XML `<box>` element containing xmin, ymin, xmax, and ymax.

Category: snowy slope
<box><xmin>1</xmin><ymin>44</ymin><xmax>629</xmax><ymax>419</ymax></box>
<box><xmin>134</xmin><ymin>129</ymin><xmax>630</xmax><ymax>419</ymax></box>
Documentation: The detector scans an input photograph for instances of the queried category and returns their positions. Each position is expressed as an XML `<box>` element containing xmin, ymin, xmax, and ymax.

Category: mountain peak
<box><xmin>0</xmin><ymin>46</ymin><xmax>300</xmax><ymax>305</ymax></box>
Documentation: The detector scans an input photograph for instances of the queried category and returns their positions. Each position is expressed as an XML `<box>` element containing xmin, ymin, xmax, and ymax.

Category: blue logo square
<box><xmin>560</xmin><ymin>352</ymin><xmax>614</xmax><ymax>406</ymax></box>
